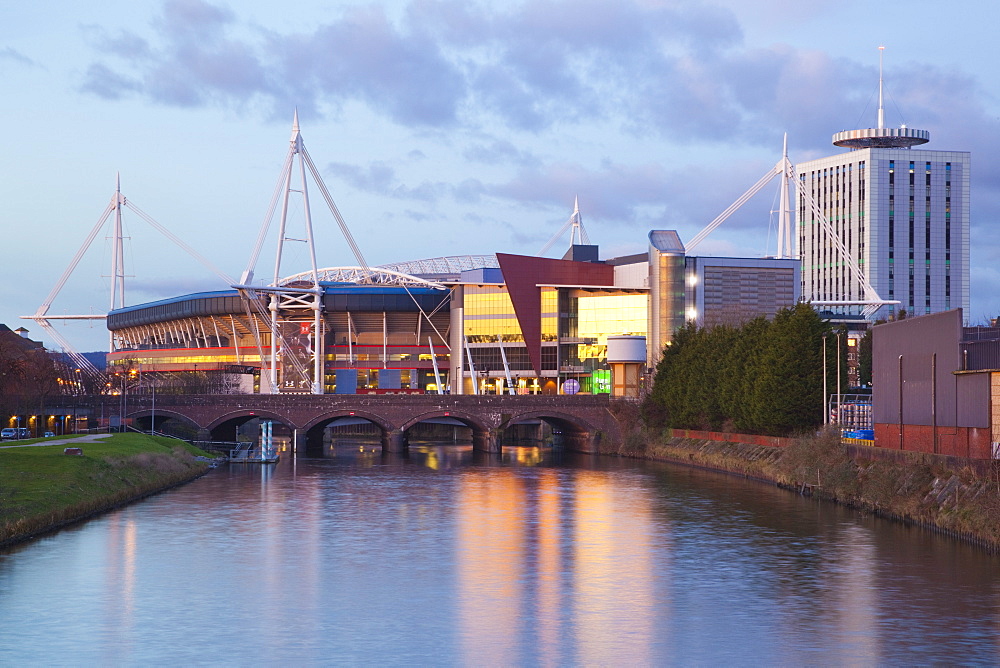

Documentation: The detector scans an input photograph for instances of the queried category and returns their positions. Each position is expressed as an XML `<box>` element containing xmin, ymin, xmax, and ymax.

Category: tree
<box><xmin>0</xmin><ymin>328</ymin><xmax>64</xmax><ymax>434</ymax></box>
<box><xmin>641</xmin><ymin>321</ymin><xmax>696</xmax><ymax>429</ymax></box>
<box><xmin>643</xmin><ymin>304</ymin><xmax>832</xmax><ymax>437</ymax></box>
<box><xmin>746</xmin><ymin>303</ymin><xmax>830</xmax><ymax>436</ymax></box>
<box><xmin>720</xmin><ymin>316</ymin><xmax>771</xmax><ymax>433</ymax></box>
<box><xmin>858</xmin><ymin>328</ymin><xmax>873</xmax><ymax>388</ymax></box>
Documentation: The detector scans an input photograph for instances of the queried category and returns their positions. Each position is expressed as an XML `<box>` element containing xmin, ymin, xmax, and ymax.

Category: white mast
<box><xmin>24</xmin><ymin>176</ymin><xmax>233</xmax><ymax>375</ymax></box>
<box><xmin>539</xmin><ymin>197</ymin><xmax>592</xmax><ymax>256</ymax></box>
<box><xmin>237</xmin><ymin>111</ymin><xmax>372</xmax><ymax>394</ymax></box>
<box><xmin>877</xmin><ymin>45</ymin><xmax>885</xmax><ymax>130</ymax></box>
<box><xmin>109</xmin><ymin>172</ymin><xmax>127</xmax><ymax>350</ymax></box>
<box><xmin>111</xmin><ymin>172</ymin><xmax>126</xmax><ymax>314</ymax></box>
<box><xmin>777</xmin><ymin>134</ymin><xmax>794</xmax><ymax>260</ymax></box>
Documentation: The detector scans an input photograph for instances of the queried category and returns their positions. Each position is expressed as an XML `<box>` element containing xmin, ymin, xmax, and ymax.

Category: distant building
<box><xmin>641</xmin><ymin>231</ymin><xmax>800</xmax><ymax>366</ymax></box>
<box><xmin>0</xmin><ymin>324</ymin><xmax>44</xmax><ymax>351</ymax></box>
<box><xmin>796</xmin><ymin>54</ymin><xmax>970</xmax><ymax>322</ymax></box>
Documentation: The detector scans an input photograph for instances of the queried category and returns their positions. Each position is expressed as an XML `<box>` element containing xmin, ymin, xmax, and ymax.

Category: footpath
<box><xmin>0</xmin><ymin>433</ymin><xmax>116</xmax><ymax>449</ymax></box>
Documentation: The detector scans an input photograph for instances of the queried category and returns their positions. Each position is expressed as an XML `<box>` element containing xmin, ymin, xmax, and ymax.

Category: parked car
<box><xmin>44</xmin><ymin>431</ymin><xmax>55</xmax><ymax>438</ymax></box>
<box><xmin>0</xmin><ymin>428</ymin><xmax>16</xmax><ymax>440</ymax></box>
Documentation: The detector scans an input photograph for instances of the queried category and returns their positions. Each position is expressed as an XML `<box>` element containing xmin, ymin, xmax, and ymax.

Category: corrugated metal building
<box><xmin>872</xmin><ymin>309</ymin><xmax>998</xmax><ymax>459</ymax></box>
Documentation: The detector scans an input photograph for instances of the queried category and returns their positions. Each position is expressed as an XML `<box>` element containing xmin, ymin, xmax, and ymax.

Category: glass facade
<box><xmin>650</xmin><ymin>251</ymin><xmax>686</xmax><ymax>364</ymax></box>
<box><xmin>558</xmin><ymin>289</ymin><xmax>647</xmax><ymax>389</ymax></box>
<box><xmin>463</xmin><ymin>286</ymin><xmax>524</xmax><ymax>342</ymax></box>
<box><xmin>796</xmin><ymin>148</ymin><xmax>970</xmax><ymax>322</ymax></box>
<box><xmin>461</xmin><ymin>284</ymin><xmax>648</xmax><ymax>393</ymax></box>
<box><xmin>577</xmin><ymin>293</ymin><xmax>647</xmax><ymax>344</ymax></box>
<box><xmin>541</xmin><ymin>288</ymin><xmax>558</xmax><ymax>341</ymax></box>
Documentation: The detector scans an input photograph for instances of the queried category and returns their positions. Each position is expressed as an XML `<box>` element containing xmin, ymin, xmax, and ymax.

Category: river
<box><xmin>1</xmin><ymin>443</ymin><xmax>998</xmax><ymax>665</ymax></box>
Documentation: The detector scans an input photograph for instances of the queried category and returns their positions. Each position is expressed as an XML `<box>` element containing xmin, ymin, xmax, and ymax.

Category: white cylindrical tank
<box><xmin>606</xmin><ymin>335</ymin><xmax>646</xmax><ymax>364</ymax></box>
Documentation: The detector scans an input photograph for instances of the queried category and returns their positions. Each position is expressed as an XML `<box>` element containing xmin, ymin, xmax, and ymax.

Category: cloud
<box><xmin>320</xmin><ymin>147</ymin><xmax>792</xmax><ymax>249</ymax></box>
<box><xmin>80</xmin><ymin>1</ymin><xmax>269</xmax><ymax>108</ymax></box>
<box><xmin>326</xmin><ymin>160</ymin><xmax>452</xmax><ymax>202</ymax></box>
<box><xmin>276</xmin><ymin>6</ymin><xmax>466</xmax><ymax>126</ymax></box>
<box><xmin>462</xmin><ymin>139</ymin><xmax>540</xmax><ymax>167</ymax></box>
<box><xmin>327</xmin><ymin>161</ymin><xmax>398</xmax><ymax>194</ymax></box>
<box><xmin>81</xmin><ymin>63</ymin><xmax>143</xmax><ymax>99</ymax></box>
<box><xmin>0</xmin><ymin>47</ymin><xmax>38</xmax><ymax>68</ymax></box>
<box><xmin>157</xmin><ymin>0</ymin><xmax>234</xmax><ymax>39</ymax></box>
<box><xmin>77</xmin><ymin>0</ymin><xmax>997</xmax><ymax>160</ymax></box>
<box><xmin>105</xmin><ymin>30</ymin><xmax>153</xmax><ymax>60</ymax></box>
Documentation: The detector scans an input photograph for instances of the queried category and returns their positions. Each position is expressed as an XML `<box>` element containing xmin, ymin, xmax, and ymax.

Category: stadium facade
<box><xmin>106</xmin><ymin>236</ymin><xmax>799</xmax><ymax>396</ymax></box>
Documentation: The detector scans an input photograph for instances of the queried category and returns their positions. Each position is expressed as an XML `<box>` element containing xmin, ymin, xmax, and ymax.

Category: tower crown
<box><xmin>832</xmin><ymin>46</ymin><xmax>929</xmax><ymax>150</ymax></box>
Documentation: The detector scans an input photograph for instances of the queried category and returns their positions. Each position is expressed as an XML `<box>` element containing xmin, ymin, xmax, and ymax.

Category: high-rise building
<box><xmin>795</xmin><ymin>49</ymin><xmax>970</xmax><ymax>322</ymax></box>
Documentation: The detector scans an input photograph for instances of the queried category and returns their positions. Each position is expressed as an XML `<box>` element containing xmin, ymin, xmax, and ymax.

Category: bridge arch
<box><xmin>502</xmin><ymin>410</ymin><xmax>601</xmax><ymax>450</ymax></box>
<box><xmin>206</xmin><ymin>409</ymin><xmax>297</xmax><ymax>443</ymax></box>
<box><xmin>121</xmin><ymin>394</ymin><xmax>621</xmax><ymax>455</ymax></box>
<box><xmin>303</xmin><ymin>410</ymin><xmax>394</xmax><ymax>434</ymax></box>
<box><xmin>129</xmin><ymin>408</ymin><xmax>201</xmax><ymax>436</ymax></box>
<box><xmin>400</xmin><ymin>410</ymin><xmax>493</xmax><ymax>451</ymax></box>
<box><xmin>302</xmin><ymin>410</ymin><xmax>395</xmax><ymax>454</ymax></box>
<box><xmin>399</xmin><ymin>410</ymin><xmax>489</xmax><ymax>435</ymax></box>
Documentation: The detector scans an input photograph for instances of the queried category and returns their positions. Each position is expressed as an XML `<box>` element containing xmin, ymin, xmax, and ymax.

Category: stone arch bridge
<box><xmin>125</xmin><ymin>394</ymin><xmax>625</xmax><ymax>453</ymax></box>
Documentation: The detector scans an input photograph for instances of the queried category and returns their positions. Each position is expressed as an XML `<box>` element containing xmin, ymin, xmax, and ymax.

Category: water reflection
<box><xmin>571</xmin><ymin>471</ymin><xmax>657</xmax><ymax>665</ymax></box>
<box><xmin>1</xmin><ymin>444</ymin><xmax>998</xmax><ymax>665</ymax></box>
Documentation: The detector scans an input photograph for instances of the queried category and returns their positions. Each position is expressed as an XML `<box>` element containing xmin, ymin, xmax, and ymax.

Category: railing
<box><xmin>222</xmin><ymin>440</ymin><xmax>279</xmax><ymax>463</ymax></box>
<box><xmin>192</xmin><ymin>440</ymin><xmax>243</xmax><ymax>456</ymax></box>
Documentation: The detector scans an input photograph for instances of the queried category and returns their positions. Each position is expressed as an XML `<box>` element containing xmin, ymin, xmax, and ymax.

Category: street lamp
<box><xmin>117</xmin><ymin>372</ymin><xmax>124</xmax><ymax>432</ymax></box>
<box><xmin>150</xmin><ymin>369</ymin><xmax>156</xmax><ymax>435</ymax></box>
<box><xmin>822</xmin><ymin>334</ymin><xmax>828</xmax><ymax>425</ymax></box>
<box><xmin>125</xmin><ymin>367</ymin><xmax>137</xmax><ymax>432</ymax></box>
<box><xmin>73</xmin><ymin>368</ymin><xmax>81</xmax><ymax>434</ymax></box>
<box><xmin>836</xmin><ymin>331</ymin><xmax>843</xmax><ymax>426</ymax></box>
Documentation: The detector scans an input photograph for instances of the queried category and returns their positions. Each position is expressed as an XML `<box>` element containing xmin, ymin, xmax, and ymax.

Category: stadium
<box><xmin>41</xmin><ymin>118</ymin><xmax>802</xmax><ymax>399</ymax></box>
<box><xmin>105</xmin><ymin>240</ymin><xmax>799</xmax><ymax>397</ymax></box>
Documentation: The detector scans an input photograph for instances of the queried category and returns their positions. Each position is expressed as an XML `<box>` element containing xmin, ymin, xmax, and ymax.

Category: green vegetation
<box><xmin>857</xmin><ymin>328</ymin><xmax>873</xmax><ymax>387</ymax></box>
<box><xmin>0</xmin><ymin>433</ymin><xmax>214</xmax><ymax>546</ymax></box>
<box><xmin>642</xmin><ymin>302</ymin><xmax>847</xmax><ymax>436</ymax></box>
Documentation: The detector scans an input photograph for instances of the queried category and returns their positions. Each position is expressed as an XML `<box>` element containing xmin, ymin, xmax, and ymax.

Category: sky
<box><xmin>2</xmin><ymin>0</ymin><xmax>999</xmax><ymax>352</ymax></box>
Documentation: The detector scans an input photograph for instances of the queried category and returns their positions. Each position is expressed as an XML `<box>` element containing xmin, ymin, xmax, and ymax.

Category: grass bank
<box><xmin>0</xmin><ymin>433</ymin><xmax>215</xmax><ymax>548</ymax></box>
<box><xmin>607</xmin><ymin>403</ymin><xmax>1000</xmax><ymax>551</ymax></box>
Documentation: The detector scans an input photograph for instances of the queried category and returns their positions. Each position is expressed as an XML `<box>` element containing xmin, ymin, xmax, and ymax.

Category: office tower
<box><xmin>796</xmin><ymin>49</ymin><xmax>970</xmax><ymax>321</ymax></box>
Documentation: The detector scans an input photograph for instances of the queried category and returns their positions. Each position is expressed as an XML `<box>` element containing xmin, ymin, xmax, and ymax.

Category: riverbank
<box><xmin>605</xmin><ymin>406</ymin><xmax>1000</xmax><ymax>551</ymax></box>
<box><xmin>0</xmin><ymin>433</ymin><xmax>215</xmax><ymax>548</ymax></box>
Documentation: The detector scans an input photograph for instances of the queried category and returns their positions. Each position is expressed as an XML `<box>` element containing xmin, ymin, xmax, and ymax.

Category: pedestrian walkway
<box><xmin>0</xmin><ymin>433</ymin><xmax>113</xmax><ymax>449</ymax></box>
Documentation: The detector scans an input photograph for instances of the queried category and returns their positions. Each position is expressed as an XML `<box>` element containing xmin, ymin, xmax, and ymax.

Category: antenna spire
<box><xmin>831</xmin><ymin>45</ymin><xmax>928</xmax><ymax>149</ymax></box>
<box><xmin>290</xmin><ymin>108</ymin><xmax>302</xmax><ymax>150</ymax></box>
<box><xmin>877</xmin><ymin>45</ymin><xmax>885</xmax><ymax>130</ymax></box>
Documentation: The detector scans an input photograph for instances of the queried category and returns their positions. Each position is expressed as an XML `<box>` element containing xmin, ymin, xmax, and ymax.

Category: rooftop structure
<box><xmin>832</xmin><ymin>47</ymin><xmax>930</xmax><ymax>150</ymax></box>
